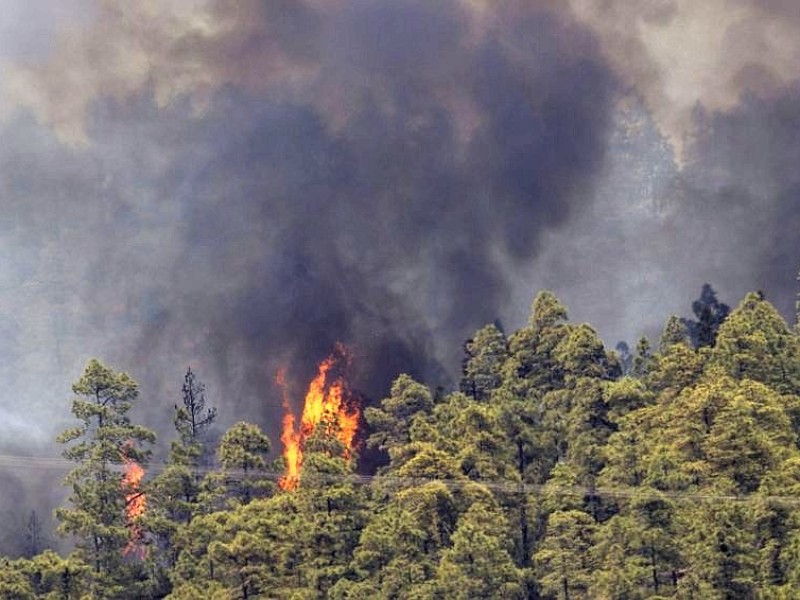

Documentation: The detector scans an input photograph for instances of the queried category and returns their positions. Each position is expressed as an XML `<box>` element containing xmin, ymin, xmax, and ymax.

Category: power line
<box><xmin>1</xmin><ymin>452</ymin><xmax>799</xmax><ymax>507</ymax></box>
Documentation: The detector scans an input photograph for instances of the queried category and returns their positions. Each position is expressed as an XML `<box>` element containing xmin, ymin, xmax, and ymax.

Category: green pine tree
<box><xmin>435</xmin><ymin>497</ymin><xmax>525</xmax><ymax>599</ymax></box>
<box><xmin>205</xmin><ymin>421</ymin><xmax>272</xmax><ymax>507</ymax></box>
<box><xmin>535</xmin><ymin>509</ymin><xmax>596</xmax><ymax>599</ymax></box>
<box><xmin>55</xmin><ymin>359</ymin><xmax>156</xmax><ymax>598</ymax></box>
<box><xmin>460</xmin><ymin>323</ymin><xmax>509</xmax><ymax>402</ymax></box>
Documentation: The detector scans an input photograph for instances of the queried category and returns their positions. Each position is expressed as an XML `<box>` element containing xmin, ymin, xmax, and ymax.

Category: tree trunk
<box><xmin>650</xmin><ymin>544</ymin><xmax>659</xmax><ymax>592</ymax></box>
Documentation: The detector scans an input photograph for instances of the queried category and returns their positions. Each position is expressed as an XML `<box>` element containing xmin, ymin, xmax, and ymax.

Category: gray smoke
<box><xmin>0</xmin><ymin>0</ymin><xmax>798</xmax><ymax>556</ymax></box>
<box><xmin>0</xmin><ymin>2</ymin><xmax>621</xmax><ymax>552</ymax></box>
<box><xmin>679</xmin><ymin>88</ymin><xmax>800</xmax><ymax>318</ymax></box>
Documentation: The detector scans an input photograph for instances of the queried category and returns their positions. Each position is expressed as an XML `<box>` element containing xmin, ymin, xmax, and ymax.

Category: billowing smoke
<box><xmin>0</xmin><ymin>0</ymin><xmax>618</xmax><ymax>438</ymax></box>
<box><xmin>0</xmin><ymin>0</ymin><xmax>797</xmax><ymax>556</ymax></box>
<box><xmin>678</xmin><ymin>87</ymin><xmax>800</xmax><ymax>318</ymax></box>
<box><xmin>567</xmin><ymin>0</ymin><xmax>800</xmax><ymax>156</ymax></box>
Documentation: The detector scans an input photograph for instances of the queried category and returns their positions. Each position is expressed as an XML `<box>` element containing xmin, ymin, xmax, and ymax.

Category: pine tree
<box><xmin>174</xmin><ymin>367</ymin><xmax>217</xmax><ymax>463</ymax></box>
<box><xmin>503</xmin><ymin>291</ymin><xmax>571</xmax><ymax>397</ymax></box>
<box><xmin>682</xmin><ymin>283</ymin><xmax>730</xmax><ymax>348</ymax></box>
<box><xmin>660</xmin><ymin>315</ymin><xmax>691</xmax><ymax>352</ymax></box>
<box><xmin>0</xmin><ymin>557</ymin><xmax>35</xmax><ymax>599</ymax></box>
<box><xmin>648</xmin><ymin>321</ymin><xmax>705</xmax><ymax>394</ymax></box>
<box><xmin>631</xmin><ymin>336</ymin><xmax>652</xmax><ymax>379</ymax></box>
<box><xmin>208</xmin><ymin>421</ymin><xmax>272</xmax><ymax>506</ymax></box>
<box><xmin>435</xmin><ymin>498</ymin><xmax>525</xmax><ymax>599</ymax></box>
<box><xmin>149</xmin><ymin>369</ymin><xmax>217</xmax><ymax>524</ymax></box>
<box><xmin>339</xmin><ymin>481</ymin><xmax>457</xmax><ymax>598</ymax></box>
<box><xmin>590</xmin><ymin>514</ymin><xmax>647</xmax><ymax>598</ymax></box>
<box><xmin>145</xmin><ymin>368</ymin><xmax>218</xmax><ymax>595</ymax></box>
<box><xmin>365</xmin><ymin>374</ymin><xmax>434</xmax><ymax>469</ymax></box>
<box><xmin>710</xmin><ymin>291</ymin><xmax>800</xmax><ymax>394</ymax></box>
<box><xmin>55</xmin><ymin>359</ymin><xmax>156</xmax><ymax>597</ymax></box>
<box><xmin>460</xmin><ymin>323</ymin><xmax>509</xmax><ymax>401</ymax></box>
<box><xmin>535</xmin><ymin>509</ymin><xmax>596</xmax><ymax>599</ymax></box>
<box><xmin>614</xmin><ymin>341</ymin><xmax>633</xmax><ymax>376</ymax></box>
<box><xmin>554</xmin><ymin>324</ymin><xmax>620</xmax><ymax>382</ymax></box>
<box><xmin>451</xmin><ymin>401</ymin><xmax>514</xmax><ymax>481</ymax></box>
<box><xmin>604</xmin><ymin>377</ymin><xmax>653</xmax><ymax>423</ymax></box>
<box><xmin>678</xmin><ymin>500</ymin><xmax>758</xmax><ymax>598</ymax></box>
<box><xmin>194</xmin><ymin>422</ymin><xmax>367</xmax><ymax>598</ymax></box>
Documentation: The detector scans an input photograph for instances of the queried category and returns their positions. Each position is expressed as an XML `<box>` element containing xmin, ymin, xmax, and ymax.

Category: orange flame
<box><xmin>277</xmin><ymin>368</ymin><xmax>302</xmax><ymax>491</ymax></box>
<box><xmin>121</xmin><ymin>447</ymin><xmax>146</xmax><ymax>557</ymax></box>
<box><xmin>278</xmin><ymin>344</ymin><xmax>360</xmax><ymax>490</ymax></box>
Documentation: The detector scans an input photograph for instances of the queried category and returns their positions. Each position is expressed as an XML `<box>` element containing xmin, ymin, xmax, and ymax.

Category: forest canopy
<box><xmin>1</xmin><ymin>285</ymin><xmax>800</xmax><ymax>599</ymax></box>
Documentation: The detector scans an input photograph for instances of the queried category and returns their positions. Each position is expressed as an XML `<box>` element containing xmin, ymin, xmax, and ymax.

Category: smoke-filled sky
<box><xmin>0</xmin><ymin>0</ymin><xmax>798</xmax><ymax>544</ymax></box>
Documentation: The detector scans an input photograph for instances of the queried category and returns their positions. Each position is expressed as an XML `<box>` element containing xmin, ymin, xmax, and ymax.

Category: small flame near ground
<box><xmin>278</xmin><ymin>343</ymin><xmax>360</xmax><ymax>490</ymax></box>
<box><xmin>121</xmin><ymin>445</ymin><xmax>146</xmax><ymax>558</ymax></box>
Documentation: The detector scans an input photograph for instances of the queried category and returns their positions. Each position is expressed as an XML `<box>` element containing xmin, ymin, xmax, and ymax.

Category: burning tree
<box><xmin>121</xmin><ymin>447</ymin><xmax>147</xmax><ymax>558</ymax></box>
<box><xmin>56</xmin><ymin>359</ymin><xmax>156</xmax><ymax>596</ymax></box>
<box><xmin>278</xmin><ymin>344</ymin><xmax>361</xmax><ymax>491</ymax></box>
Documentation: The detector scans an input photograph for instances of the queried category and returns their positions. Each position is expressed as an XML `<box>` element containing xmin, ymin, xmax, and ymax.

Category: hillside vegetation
<box><xmin>2</xmin><ymin>288</ymin><xmax>800</xmax><ymax>599</ymax></box>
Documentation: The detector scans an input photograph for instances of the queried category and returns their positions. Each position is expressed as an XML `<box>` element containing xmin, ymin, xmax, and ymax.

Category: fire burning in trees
<box><xmin>277</xmin><ymin>367</ymin><xmax>302</xmax><ymax>490</ymax></box>
<box><xmin>278</xmin><ymin>344</ymin><xmax>360</xmax><ymax>490</ymax></box>
<box><xmin>121</xmin><ymin>449</ymin><xmax>146</xmax><ymax>557</ymax></box>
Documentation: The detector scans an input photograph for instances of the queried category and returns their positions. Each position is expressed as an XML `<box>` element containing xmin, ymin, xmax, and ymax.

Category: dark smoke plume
<box><xmin>670</xmin><ymin>87</ymin><xmax>800</xmax><ymax>322</ymax></box>
<box><xmin>0</xmin><ymin>3</ymin><xmax>619</xmax><ymax>549</ymax></box>
<box><xmin>0</xmin><ymin>7</ymin><xmax>621</xmax><ymax>546</ymax></box>
<box><xmin>43</xmin><ymin>0</ymin><xmax>618</xmax><ymax>431</ymax></box>
<box><xmin>0</xmin><ymin>0</ymin><xmax>798</xmax><ymax>556</ymax></box>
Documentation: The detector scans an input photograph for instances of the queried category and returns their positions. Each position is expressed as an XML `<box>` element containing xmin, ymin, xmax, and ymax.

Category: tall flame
<box><xmin>277</xmin><ymin>367</ymin><xmax>302</xmax><ymax>491</ymax></box>
<box><xmin>121</xmin><ymin>447</ymin><xmax>146</xmax><ymax>557</ymax></box>
<box><xmin>278</xmin><ymin>344</ymin><xmax>360</xmax><ymax>490</ymax></box>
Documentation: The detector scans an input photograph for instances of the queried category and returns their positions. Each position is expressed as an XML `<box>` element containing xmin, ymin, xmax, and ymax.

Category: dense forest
<box><xmin>2</xmin><ymin>283</ymin><xmax>800</xmax><ymax>599</ymax></box>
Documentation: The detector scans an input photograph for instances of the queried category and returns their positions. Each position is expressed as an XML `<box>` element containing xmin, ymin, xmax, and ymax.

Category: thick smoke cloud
<box><xmin>521</xmin><ymin>87</ymin><xmax>800</xmax><ymax>350</ymax></box>
<box><xmin>677</xmin><ymin>88</ymin><xmax>800</xmax><ymax>318</ymax></box>
<box><xmin>123</xmin><ymin>0</ymin><xmax>617</xmax><ymax>415</ymax></box>
<box><xmin>0</xmin><ymin>0</ymin><xmax>618</xmax><ymax>444</ymax></box>
<box><xmin>0</xmin><ymin>0</ymin><xmax>798</xmax><ymax>556</ymax></box>
<box><xmin>568</xmin><ymin>0</ymin><xmax>800</xmax><ymax>155</ymax></box>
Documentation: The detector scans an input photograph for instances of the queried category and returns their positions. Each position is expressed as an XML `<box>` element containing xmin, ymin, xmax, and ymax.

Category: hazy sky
<box><xmin>0</xmin><ymin>2</ymin><xmax>797</xmax><ymax>543</ymax></box>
